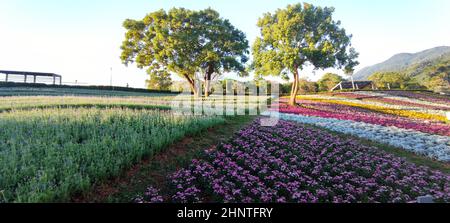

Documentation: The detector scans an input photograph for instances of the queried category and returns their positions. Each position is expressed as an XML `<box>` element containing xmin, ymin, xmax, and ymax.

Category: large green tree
<box><xmin>369</xmin><ymin>72</ymin><xmax>410</xmax><ymax>89</ymax></box>
<box><xmin>145</xmin><ymin>69</ymin><xmax>172</xmax><ymax>91</ymax></box>
<box><xmin>317</xmin><ymin>73</ymin><xmax>343</xmax><ymax>91</ymax></box>
<box><xmin>120</xmin><ymin>8</ymin><xmax>248</xmax><ymax>97</ymax></box>
<box><xmin>120</xmin><ymin>8</ymin><xmax>197</xmax><ymax>94</ymax></box>
<box><xmin>424</xmin><ymin>63</ymin><xmax>450</xmax><ymax>91</ymax></box>
<box><xmin>425</xmin><ymin>73</ymin><xmax>450</xmax><ymax>92</ymax></box>
<box><xmin>196</xmin><ymin>9</ymin><xmax>249</xmax><ymax>97</ymax></box>
<box><xmin>252</xmin><ymin>3</ymin><xmax>358</xmax><ymax>105</ymax></box>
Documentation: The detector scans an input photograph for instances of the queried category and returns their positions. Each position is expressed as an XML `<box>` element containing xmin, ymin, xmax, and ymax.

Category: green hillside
<box><xmin>354</xmin><ymin>46</ymin><xmax>450</xmax><ymax>80</ymax></box>
<box><xmin>406</xmin><ymin>54</ymin><xmax>450</xmax><ymax>84</ymax></box>
<box><xmin>363</xmin><ymin>48</ymin><xmax>450</xmax><ymax>91</ymax></box>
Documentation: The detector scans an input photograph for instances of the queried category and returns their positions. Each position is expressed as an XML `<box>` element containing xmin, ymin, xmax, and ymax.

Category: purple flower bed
<box><xmin>135</xmin><ymin>187</ymin><xmax>164</xmax><ymax>203</ymax></box>
<box><xmin>140</xmin><ymin>119</ymin><xmax>450</xmax><ymax>203</ymax></box>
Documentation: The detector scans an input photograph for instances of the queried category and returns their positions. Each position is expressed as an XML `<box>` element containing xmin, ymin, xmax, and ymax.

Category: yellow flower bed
<box><xmin>294</xmin><ymin>96</ymin><xmax>449</xmax><ymax>123</ymax></box>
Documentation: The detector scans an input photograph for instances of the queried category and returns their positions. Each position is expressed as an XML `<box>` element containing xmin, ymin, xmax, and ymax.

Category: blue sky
<box><xmin>1</xmin><ymin>0</ymin><xmax>449</xmax><ymax>87</ymax></box>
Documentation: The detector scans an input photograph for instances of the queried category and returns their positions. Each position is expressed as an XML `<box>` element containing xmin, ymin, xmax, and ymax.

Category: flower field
<box><xmin>138</xmin><ymin>119</ymin><xmax>450</xmax><ymax>203</ymax></box>
<box><xmin>1</xmin><ymin>88</ymin><xmax>449</xmax><ymax>203</ymax></box>
<box><xmin>0</xmin><ymin>95</ymin><xmax>270</xmax><ymax>114</ymax></box>
<box><xmin>0</xmin><ymin>96</ymin><xmax>173</xmax><ymax>113</ymax></box>
<box><xmin>295</xmin><ymin>95</ymin><xmax>449</xmax><ymax>122</ymax></box>
<box><xmin>331</xmin><ymin>92</ymin><xmax>450</xmax><ymax>111</ymax></box>
<box><xmin>274</xmin><ymin>91</ymin><xmax>450</xmax><ymax>162</ymax></box>
<box><xmin>380</xmin><ymin>91</ymin><xmax>450</xmax><ymax>105</ymax></box>
<box><xmin>2</xmin><ymin>0</ymin><xmax>449</xmax><ymax>208</ymax></box>
<box><xmin>278</xmin><ymin>112</ymin><xmax>450</xmax><ymax>161</ymax></box>
<box><xmin>0</xmin><ymin>108</ymin><xmax>224</xmax><ymax>202</ymax></box>
<box><xmin>279</xmin><ymin>100</ymin><xmax>450</xmax><ymax>136</ymax></box>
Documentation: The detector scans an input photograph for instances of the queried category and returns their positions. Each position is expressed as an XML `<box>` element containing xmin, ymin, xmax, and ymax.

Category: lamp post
<box><xmin>110</xmin><ymin>67</ymin><xmax>113</xmax><ymax>87</ymax></box>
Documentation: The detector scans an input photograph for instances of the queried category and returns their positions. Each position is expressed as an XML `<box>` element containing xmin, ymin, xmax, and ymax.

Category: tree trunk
<box><xmin>191</xmin><ymin>84</ymin><xmax>200</xmax><ymax>97</ymax></box>
<box><xmin>204</xmin><ymin>62</ymin><xmax>214</xmax><ymax>98</ymax></box>
<box><xmin>183</xmin><ymin>74</ymin><xmax>199</xmax><ymax>97</ymax></box>
<box><xmin>204</xmin><ymin>78</ymin><xmax>210</xmax><ymax>97</ymax></box>
<box><xmin>289</xmin><ymin>67</ymin><xmax>300</xmax><ymax>106</ymax></box>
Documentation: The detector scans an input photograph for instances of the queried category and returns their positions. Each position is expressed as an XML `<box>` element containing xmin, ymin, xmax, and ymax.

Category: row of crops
<box><xmin>0</xmin><ymin>95</ymin><xmax>272</xmax><ymax>113</ymax></box>
<box><xmin>0</xmin><ymin>96</ymin><xmax>175</xmax><ymax>113</ymax></box>
<box><xmin>0</xmin><ymin>107</ymin><xmax>225</xmax><ymax>202</ymax></box>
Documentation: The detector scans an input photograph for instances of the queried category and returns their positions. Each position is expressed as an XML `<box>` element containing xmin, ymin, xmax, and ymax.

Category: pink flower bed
<box><xmin>278</xmin><ymin>101</ymin><xmax>450</xmax><ymax>136</ymax></box>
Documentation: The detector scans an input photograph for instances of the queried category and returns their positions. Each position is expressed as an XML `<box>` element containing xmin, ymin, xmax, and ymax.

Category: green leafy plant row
<box><xmin>0</xmin><ymin>108</ymin><xmax>224</xmax><ymax>202</ymax></box>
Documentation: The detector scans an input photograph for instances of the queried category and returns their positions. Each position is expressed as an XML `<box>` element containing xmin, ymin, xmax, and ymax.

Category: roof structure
<box><xmin>0</xmin><ymin>70</ymin><xmax>62</xmax><ymax>85</ymax></box>
<box><xmin>331</xmin><ymin>81</ymin><xmax>374</xmax><ymax>91</ymax></box>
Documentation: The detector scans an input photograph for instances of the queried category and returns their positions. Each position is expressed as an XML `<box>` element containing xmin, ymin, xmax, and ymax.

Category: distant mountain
<box><xmin>354</xmin><ymin>46</ymin><xmax>450</xmax><ymax>80</ymax></box>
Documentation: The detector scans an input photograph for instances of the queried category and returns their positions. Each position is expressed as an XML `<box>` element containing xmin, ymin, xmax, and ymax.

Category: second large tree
<box><xmin>252</xmin><ymin>3</ymin><xmax>358</xmax><ymax>105</ymax></box>
<box><xmin>120</xmin><ymin>8</ymin><xmax>249</xmax><ymax>97</ymax></box>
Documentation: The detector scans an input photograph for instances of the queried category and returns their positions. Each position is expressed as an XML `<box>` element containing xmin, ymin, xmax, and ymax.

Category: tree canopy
<box><xmin>368</xmin><ymin>72</ymin><xmax>410</xmax><ymax>90</ymax></box>
<box><xmin>196</xmin><ymin>9</ymin><xmax>250</xmax><ymax>96</ymax></box>
<box><xmin>317</xmin><ymin>73</ymin><xmax>344</xmax><ymax>92</ymax></box>
<box><xmin>145</xmin><ymin>69</ymin><xmax>172</xmax><ymax>91</ymax></box>
<box><xmin>421</xmin><ymin>62</ymin><xmax>450</xmax><ymax>91</ymax></box>
<box><xmin>252</xmin><ymin>3</ymin><xmax>358</xmax><ymax>105</ymax></box>
<box><xmin>120</xmin><ymin>7</ymin><xmax>249</xmax><ymax>97</ymax></box>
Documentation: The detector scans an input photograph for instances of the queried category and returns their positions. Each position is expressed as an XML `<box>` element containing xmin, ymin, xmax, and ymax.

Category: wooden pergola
<box><xmin>0</xmin><ymin>70</ymin><xmax>62</xmax><ymax>85</ymax></box>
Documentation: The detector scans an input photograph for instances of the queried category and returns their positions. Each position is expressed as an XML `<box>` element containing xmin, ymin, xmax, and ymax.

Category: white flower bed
<box><xmin>266</xmin><ymin>112</ymin><xmax>450</xmax><ymax>162</ymax></box>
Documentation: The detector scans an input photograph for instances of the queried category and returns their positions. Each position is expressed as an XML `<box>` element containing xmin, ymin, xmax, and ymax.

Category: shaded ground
<box><xmin>73</xmin><ymin>115</ymin><xmax>256</xmax><ymax>203</ymax></box>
